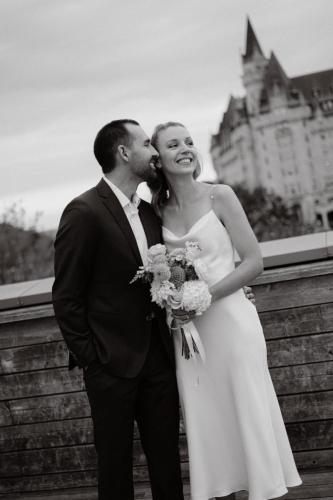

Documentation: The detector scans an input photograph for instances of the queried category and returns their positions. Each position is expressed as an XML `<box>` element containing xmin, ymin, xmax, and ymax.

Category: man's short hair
<box><xmin>94</xmin><ymin>119</ymin><xmax>140</xmax><ymax>173</ymax></box>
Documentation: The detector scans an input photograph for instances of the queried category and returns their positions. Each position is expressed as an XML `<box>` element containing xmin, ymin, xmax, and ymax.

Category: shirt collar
<box><xmin>103</xmin><ymin>176</ymin><xmax>140</xmax><ymax>209</ymax></box>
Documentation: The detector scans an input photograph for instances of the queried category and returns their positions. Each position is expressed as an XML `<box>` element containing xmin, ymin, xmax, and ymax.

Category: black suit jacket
<box><xmin>52</xmin><ymin>179</ymin><xmax>174</xmax><ymax>378</ymax></box>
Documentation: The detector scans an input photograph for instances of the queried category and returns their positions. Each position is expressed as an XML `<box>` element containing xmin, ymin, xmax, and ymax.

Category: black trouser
<box><xmin>84</xmin><ymin>322</ymin><xmax>184</xmax><ymax>500</ymax></box>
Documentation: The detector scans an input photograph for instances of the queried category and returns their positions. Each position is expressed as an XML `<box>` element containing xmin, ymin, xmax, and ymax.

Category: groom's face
<box><xmin>125</xmin><ymin>124</ymin><xmax>158</xmax><ymax>182</ymax></box>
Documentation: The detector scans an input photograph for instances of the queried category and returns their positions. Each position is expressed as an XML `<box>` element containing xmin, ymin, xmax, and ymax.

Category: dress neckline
<box><xmin>162</xmin><ymin>209</ymin><xmax>215</xmax><ymax>239</ymax></box>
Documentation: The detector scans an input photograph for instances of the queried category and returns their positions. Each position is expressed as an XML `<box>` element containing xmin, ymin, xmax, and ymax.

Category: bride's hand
<box><xmin>172</xmin><ymin>308</ymin><xmax>196</xmax><ymax>325</ymax></box>
<box><xmin>243</xmin><ymin>285</ymin><xmax>256</xmax><ymax>305</ymax></box>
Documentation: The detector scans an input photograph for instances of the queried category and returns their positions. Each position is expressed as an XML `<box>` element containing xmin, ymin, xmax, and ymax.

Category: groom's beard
<box><xmin>140</xmin><ymin>166</ymin><xmax>158</xmax><ymax>183</ymax></box>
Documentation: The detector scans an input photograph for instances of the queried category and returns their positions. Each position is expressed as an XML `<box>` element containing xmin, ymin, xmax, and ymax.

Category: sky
<box><xmin>1</xmin><ymin>0</ymin><xmax>332</xmax><ymax>230</ymax></box>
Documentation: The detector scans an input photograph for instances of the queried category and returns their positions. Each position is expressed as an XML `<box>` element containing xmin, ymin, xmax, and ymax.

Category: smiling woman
<box><xmin>147</xmin><ymin>121</ymin><xmax>303</xmax><ymax>500</ymax></box>
<box><xmin>148</xmin><ymin>122</ymin><xmax>202</xmax><ymax>214</ymax></box>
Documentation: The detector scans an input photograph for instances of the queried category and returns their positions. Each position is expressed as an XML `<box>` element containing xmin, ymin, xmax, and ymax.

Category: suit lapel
<box><xmin>138</xmin><ymin>201</ymin><xmax>158</xmax><ymax>248</ymax></box>
<box><xmin>96</xmin><ymin>179</ymin><xmax>142</xmax><ymax>265</ymax></box>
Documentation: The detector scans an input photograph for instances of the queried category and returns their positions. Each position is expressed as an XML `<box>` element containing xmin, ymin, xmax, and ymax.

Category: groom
<box><xmin>52</xmin><ymin>119</ymin><xmax>184</xmax><ymax>500</ymax></box>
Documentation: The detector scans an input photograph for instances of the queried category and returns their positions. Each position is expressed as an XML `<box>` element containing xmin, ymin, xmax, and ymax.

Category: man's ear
<box><xmin>118</xmin><ymin>144</ymin><xmax>129</xmax><ymax>162</ymax></box>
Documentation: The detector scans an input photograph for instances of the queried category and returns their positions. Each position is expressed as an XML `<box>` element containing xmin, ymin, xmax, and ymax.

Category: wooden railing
<box><xmin>0</xmin><ymin>232</ymin><xmax>333</xmax><ymax>499</ymax></box>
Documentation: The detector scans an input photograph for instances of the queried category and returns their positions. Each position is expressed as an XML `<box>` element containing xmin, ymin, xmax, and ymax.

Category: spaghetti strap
<box><xmin>209</xmin><ymin>184</ymin><xmax>225</xmax><ymax>227</ymax></box>
<box><xmin>210</xmin><ymin>184</ymin><xmax>217</xmax><ymax>201</ymax></box>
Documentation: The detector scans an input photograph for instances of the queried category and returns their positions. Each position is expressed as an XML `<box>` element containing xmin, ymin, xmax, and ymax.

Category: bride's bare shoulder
<box><xmin>210</xmin><ymin>184</ymin><xmax>237</xmax><ymax>203</ymax></box>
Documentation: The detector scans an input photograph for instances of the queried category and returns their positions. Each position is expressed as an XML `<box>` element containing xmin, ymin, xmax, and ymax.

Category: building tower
<box><xmin>211</xmin><ymin>17</ymin><xmax>333</xmax><ymax>229</ymax></box>
<box><xmin>242</xmin><ymin>18</ymin><xmax>268</xmax><ymax>115</ymax></box>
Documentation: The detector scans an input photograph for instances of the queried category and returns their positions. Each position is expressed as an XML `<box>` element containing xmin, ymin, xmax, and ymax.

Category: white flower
<box><xmin>148</xmin><ymin>244</ymin><xmax>167</xmax><ymax>261</ymax></box>
<box><xmin>181</xmin><ymin>280</ymin><xmax>211</xmax><ymax>314</ymax></box>
<box><xmin>168</xmin><ymin>248</ymin><xmax>186</xmax><ymax>262</ymax></box>
<box><xmin>151</xmin><ymin>253</ymin><xmax>168</xmax><ymax>264</ymax></box>
<box><xmin>153</xmin><ymin>263</ymin><xmax>171</xmax><ymax>283</ymax></box>
<box><xmin>193</xmin><ymin>258</ymin><xmax>208</xmax><ymax>281</ymax></box>
<box><xmin>151</xmin><ymin>280</ymin><xmax>175</xmax><ymax>307</ymax></box>
<box><xmin>167</xmin><ymin>290</ymin><xmax>183</xmax><ymax>309</ymax></box>
<box><xmin>185</xmin><ymin>241</ymin><xmax>201</xmax><ymax>263</ymax></box>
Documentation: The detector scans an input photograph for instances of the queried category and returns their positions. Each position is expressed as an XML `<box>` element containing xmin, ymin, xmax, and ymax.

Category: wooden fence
<box><xmin>0</xmin><ymin>258</ymin><xmax>333</xmax><ymax>499</ymax></box>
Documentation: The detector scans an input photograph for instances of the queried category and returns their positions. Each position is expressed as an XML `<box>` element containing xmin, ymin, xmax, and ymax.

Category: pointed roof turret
<box><xmin>264</xmin><ymin>51</ymin><xmax>289</xmax><ymax>88</ymax></box>
<box><xmin>243</xmin><ymin>17</ymin><xmax>264</xmax><ymax>61</ymax></box>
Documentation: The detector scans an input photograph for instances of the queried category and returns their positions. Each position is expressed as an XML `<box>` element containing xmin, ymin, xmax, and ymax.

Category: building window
<box><xmin>312</xmin><ymin>87</ymin><xmax>321</xmax><ymax>98</ymax></box>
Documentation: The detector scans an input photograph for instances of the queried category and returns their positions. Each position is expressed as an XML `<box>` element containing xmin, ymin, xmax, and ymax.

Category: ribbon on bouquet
<box><xmin>167</xmin><ymin>309</ymin><xmax>206</xmax><ymax>362</ymax></box>
<box><xmin>180</xmin><ymin>320</ymin><xmax>206</xmax><ymax>363</ymax></box>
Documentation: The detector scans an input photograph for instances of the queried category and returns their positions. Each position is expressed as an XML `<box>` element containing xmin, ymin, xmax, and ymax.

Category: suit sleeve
<box><xmin>52</xmin><ymin>200</ymin><xmax>98</xmax><ymax>368</ymax></box>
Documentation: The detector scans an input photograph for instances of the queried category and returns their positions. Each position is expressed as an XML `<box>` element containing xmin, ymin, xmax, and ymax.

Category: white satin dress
<box><xmin>162</xmin><ymin>209</ymin><xmax>302</xmax><ymax>500</ymax></box>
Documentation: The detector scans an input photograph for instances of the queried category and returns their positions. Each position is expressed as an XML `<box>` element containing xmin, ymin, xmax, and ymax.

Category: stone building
<box><xmin>210</xmin><ymin>18</ymin><xmax>333</xmax><ymax>229</ymax></box>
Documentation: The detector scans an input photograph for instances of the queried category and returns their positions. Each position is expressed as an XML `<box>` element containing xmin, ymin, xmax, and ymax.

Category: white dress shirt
<box><xmin>103</xmin><ymin>176</ymin><xmax>148</xmax><ymax>265</ymax></box>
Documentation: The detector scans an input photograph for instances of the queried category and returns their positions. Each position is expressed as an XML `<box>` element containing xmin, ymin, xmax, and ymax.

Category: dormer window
<box><xmin>290</xmin><ymin>88</ymin><xmax>300</xmax><ymax>99</ymax></box>
<box><xmin>311</xmin><ymin>87</ymin><xmax>321</xmax><ymax>98</ymax></box>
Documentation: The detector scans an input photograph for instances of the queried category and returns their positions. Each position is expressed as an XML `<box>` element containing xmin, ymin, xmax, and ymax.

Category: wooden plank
<box><xmin>1</xmin><ymin>389</ymin><xmax>332</xmax><ymax>428</ymax></box>
<box><xmin>7</xmin><ymin>326</ymin><xmax>332</xmax><ymax>376</ymax></box>
<box><xmin>0</xmin><ymin>462</ymin><xmax>332</xmax><ymax>498</ymax></box>
<box><xmin>270</xmin><ymin>361</ymin><xmax>333</xmax><ymax>395</ymax></box>
<box><xmin>1</xmin><ymin>360</ymin><xmax>332</xmax><ymax>403</ymax></box>
<box><xmin>0</xmin><ymin>341</ymin><xmax>67</xmax><ymax>375</ymax></box>
<box><xmin>252</xmin><ymin>260</ymin><xmax>333</xmax><ymax>285</ymax></box>
<box><xmin>291</xmin><ymin>471</ymin><xmax>333</xmax><ymax>486</ymax></box>
<box><xmin>0</xmin><ymin>482</ymin><xmax>179</xmax><ymax>500</ymax></box>
<box><xmin>1</xmin><ymin>402</ymin><xmax>332</xmax><ymax>455</ymax></box>
<box><xmin>0</xmin><ymin>418</ymin><xmax>94</xmax><ymax>452</ymax></box>
<box><xmin>284</xmin><ymin>485</ymin><xmax>333</xmax><ymax>499</ymax></box>
<box><xmin>0</xmin><ymin>463</ymin><xmax>189</xmax><ymax>493</ymax></box>
<box><xmin>260</xmin><ymin>303</ymin><xmax>333</xmax><ymax>340</ymax></box>
<box><xmin>1</xmin><ymin>420</ymin><xmax>331</xmax><ymax>476</ymax></box>
<box><xmin>294</xmin><ymin>449</ymin><xmax>333</xmax><ymax>471</ymax></box>
<box><xmin>0</xmin><ymin>317</ymin><xmax>61</xmax><ymax>350</ymax></box>
<box><xmin>286</xmin><ymin>420</ymin><xmax>333</xmax><ymax>451</ymax></box>
<box><xmin>254</xmin><ymin>273</ymin><xmax>333</xmax><ymax>312</ymax></box>
<box><xmin>0</xmin><ymin>322</ymin><xmax>332</xmax><ymax>375</ymax></box>
<box><xmin>0</xmin><ymin>305</ymin><xmax>332</xmax><ymax>369</ymax></box>
<box><xmin>0</xmin><ymin>392</ymin><xmax>90</xmax><ymax>427</ymax></box>
<box><xmin>0</xmin><ymin>436</ymin><xmax>185</xmax><ymax>477</ymax></box>
<box><xmin>1</xmin><ymin>469</ymin><xmax>333</xmax><ymax>500</ymax></box>
<box><xmin>7</xmin><ymin>470</ymin><xmax>333</xmax><ymax>500</ymax></box>
<box><xmin>236</xmin><ymin>483</ymin><xmax>333</xmax><ymax>500</ymax></box>
<box><xmin>279</xmin><ymin>392</ymin><xmax>333</xmax><ymax>423</ymax></box>
<box><xmin>0</xmin><ymin>367</ymin><xmax>84</xmax><ymax>401</ymax></box>
<box><xmin>267</xmin><ymin>332</ymin><xmax>333</xmax><ymax>368</ymax></box>
<box><xmin>0</xmin><ymin>304</ymin><xmax>54</xmax><ymax>325</ymax></box>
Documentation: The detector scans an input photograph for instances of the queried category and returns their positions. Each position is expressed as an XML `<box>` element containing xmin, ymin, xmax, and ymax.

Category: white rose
<box><xmin>193</xmin><ymin>258</ymin><xmax>208</xmax><ymax>281</ymax></box>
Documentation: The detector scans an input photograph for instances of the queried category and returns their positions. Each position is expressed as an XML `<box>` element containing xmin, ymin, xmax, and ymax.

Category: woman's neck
<box><xmin>167</xmin><ymin>175</ymin><xmax>199</xmax><ymax>210</ymax></box>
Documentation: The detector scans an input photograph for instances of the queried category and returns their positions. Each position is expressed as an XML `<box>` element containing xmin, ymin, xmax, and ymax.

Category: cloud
<box><xmin>1</xmin><ymin>0</ymin><xmax>333</xmax><ymax>227</ymax></box>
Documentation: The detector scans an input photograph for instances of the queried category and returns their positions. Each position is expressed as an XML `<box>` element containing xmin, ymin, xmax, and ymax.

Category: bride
<box><xmin>148</xmin><ymin>122</ymin><xmax>302</xmax><ymax>500</ymax></box>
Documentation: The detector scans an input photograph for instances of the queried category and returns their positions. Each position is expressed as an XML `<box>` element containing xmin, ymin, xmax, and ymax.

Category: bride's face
<box><xmin>156</xmin><ymin>126</ymin><xmax>198</xmax><ymax>177</ymax></box>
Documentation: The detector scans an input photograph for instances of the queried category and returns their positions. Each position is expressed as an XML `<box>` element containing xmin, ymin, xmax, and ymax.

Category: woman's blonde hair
<box><xmin>148</xmin><ymin>122</ymin><xmax>202</xmax><ymax>216</ymax></box>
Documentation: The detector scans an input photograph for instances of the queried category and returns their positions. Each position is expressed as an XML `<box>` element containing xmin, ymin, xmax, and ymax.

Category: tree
<box><xmin>226</xmin><ymin>184</ymin><xmax>318</xmax><ymax>242</ymax></box>
<box><xmin>0</xmin><ymin>204</ymin><xmax>54</xmax><ymax>285</ymax></box>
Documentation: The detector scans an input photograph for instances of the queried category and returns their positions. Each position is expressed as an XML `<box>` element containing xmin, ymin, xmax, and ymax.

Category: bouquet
<box><xmin>130</xmin><ymin>241</ymin><xmax>211</xmax><ymax>360</ymax></box>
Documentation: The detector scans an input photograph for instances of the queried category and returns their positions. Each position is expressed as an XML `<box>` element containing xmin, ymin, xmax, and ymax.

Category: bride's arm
<box><xmin>210</xmin><ymin>184</ymin><xmax>263</xmax><ymax>302</ymax></box>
